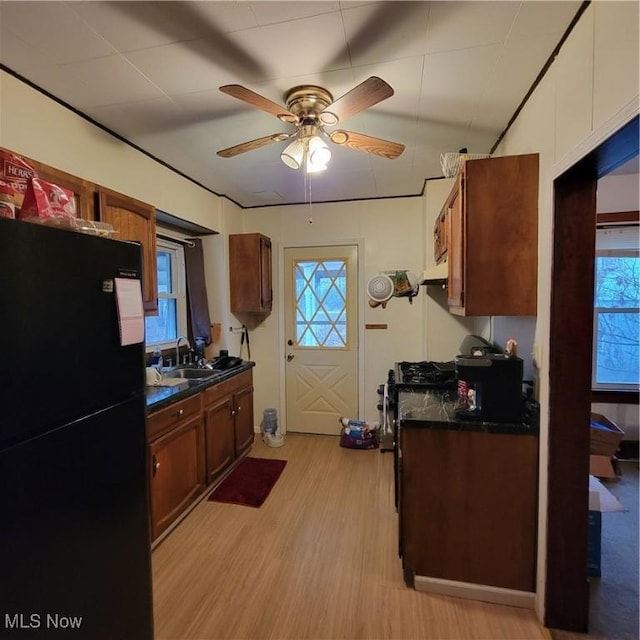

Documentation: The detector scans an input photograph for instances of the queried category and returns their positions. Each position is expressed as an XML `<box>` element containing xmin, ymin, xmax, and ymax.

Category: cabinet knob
<box><xmin>152</xmin><ymin>456</ymin><xmax>160</xmax><ymax>475</ymax></box>
<box><xmin>177</xmin><ymin>408</ymin><xmax>184</xmax><ymax>417</ymax></box>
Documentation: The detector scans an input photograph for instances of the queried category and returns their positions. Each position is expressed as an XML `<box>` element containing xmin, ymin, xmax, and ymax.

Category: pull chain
<box><xmin>305</xmin><ymin>159</ymin><xmax>313</xmax><ymax>224</ymax></box>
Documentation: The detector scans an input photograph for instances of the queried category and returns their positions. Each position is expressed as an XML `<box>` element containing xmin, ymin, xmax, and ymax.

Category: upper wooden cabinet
<box><xmin>97</xmin><ymin>188</ymin><xmax>158</xmax><ymax>312</ymax></box>
<box><xmin>443</xmin><ymin>154</ymin><xmax>539</xmax><ymax>316</ymax></box>
<box><xmin>229</xmin><ymin>233</ymin><xmax>272</xmax><ymax>314</ymax></box>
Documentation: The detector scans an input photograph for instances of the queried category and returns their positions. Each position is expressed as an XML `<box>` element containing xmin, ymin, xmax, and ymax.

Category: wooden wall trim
<box><xmin>592</xmin><ymin>390</ymin><xmax>639</xmax><ymax>405</ymax></box>
<box><xmin>545</xmin><ymin>162</ymin><xmax>595</xmax><ymax>632</ymax></box>
<box><xmin>596</xmin><ymin>210</ymin><xmax>639</xmax><ymax>225</ymax></box>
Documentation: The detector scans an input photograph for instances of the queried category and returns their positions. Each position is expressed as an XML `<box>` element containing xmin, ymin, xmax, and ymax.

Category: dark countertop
<box><xmin>398</xmin><ymin>388</ymin><xmax>537</xmax><ymax>435</ymax></box>
<box><xmin>146</xmin><ymin>361</ymin><xmax>255</xmax><ymax>414</ymax></box>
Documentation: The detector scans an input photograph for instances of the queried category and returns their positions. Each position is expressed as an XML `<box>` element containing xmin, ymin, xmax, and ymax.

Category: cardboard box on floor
<box><xmin>590</xmin><ymin>454</ymin><xmax>617</xmax><ymax>479</ymax></box>
<box><xmin>590</xmin><ymin>412</ymin><xmax>625</xmax><ymax>456</ymax></box>
<box><xmin>589</xmin><ymin>412</ymin><xmax>624</xmax><ymax>478</ymax></box>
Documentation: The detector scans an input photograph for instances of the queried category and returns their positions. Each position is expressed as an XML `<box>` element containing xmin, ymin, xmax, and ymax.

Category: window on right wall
<box><xmin>592</xmin><ymin>225</ymin><xmax>640</xmax><ymax>390</ymax></box>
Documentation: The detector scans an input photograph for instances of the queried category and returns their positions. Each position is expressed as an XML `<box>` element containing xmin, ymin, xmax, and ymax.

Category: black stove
<box><xmin>395</xmin><ymin>360</ymin><xmax>456</xmax><ymax>388</ymax></box>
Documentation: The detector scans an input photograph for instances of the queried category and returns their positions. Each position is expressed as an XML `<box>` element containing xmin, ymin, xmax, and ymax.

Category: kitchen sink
<box><xmin>164</xmin><ymin>367</ymin><xmax>220</xmax><ymax>381</ymax></box>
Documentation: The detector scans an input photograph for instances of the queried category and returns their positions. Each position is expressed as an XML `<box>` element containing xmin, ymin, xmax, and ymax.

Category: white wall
<box><xmin>597</xmin><ymin>172</ymin><xmax>640</xmax><ymax>213</ymax></box>
<box><xmin>236</xmin><ymin>196</ymin><xmax>432</xmax><ymax>431</ymax></box>
<box><xmin>493</xmin><ymin>0</ymin><xmax>639</xmax><ymax>620</ymax></box>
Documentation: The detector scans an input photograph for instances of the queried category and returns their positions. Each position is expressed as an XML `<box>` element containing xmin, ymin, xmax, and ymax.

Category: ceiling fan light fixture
<box><xmin>308</xmin><ymin>135</ymin><xmax>331</xmax><ymax>167</ymax></box>
<box><xmin>281</xmin><ymin>139</ymin><xmax>305</xmax><ymax>169</ymax></box>
<box><xmin>305</xmin><ymin>158</ymin><xmax>328</xmax><ymax>174</ymax></box>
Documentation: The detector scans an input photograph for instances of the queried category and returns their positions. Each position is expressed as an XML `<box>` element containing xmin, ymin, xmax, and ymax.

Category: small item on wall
<box><xmin>367</xmin><ymin>271</ymin><xmax>420</xmax><ymax>307</ymax></box>
<box><xmin>367</xmin><ymin>274</ymin><xmax>394</xmax><ymax>308</ymax></box>
<box><xmin>388</xmin><ymin>270</ymin><xmax>420</xmax><ymax>303</ymax></box>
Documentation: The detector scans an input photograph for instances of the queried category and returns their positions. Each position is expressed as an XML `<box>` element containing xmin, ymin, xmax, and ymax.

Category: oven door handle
<box><xmin>383</xmin><ymin>382</ymin><xmax>389</xmax><ymax>434</ymax></box>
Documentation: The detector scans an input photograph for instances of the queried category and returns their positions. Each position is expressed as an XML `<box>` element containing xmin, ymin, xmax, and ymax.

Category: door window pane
<box><xmin>294</xmin><ymin>259</ymin><xmax>347</xmax><ymax>348</ymax></box>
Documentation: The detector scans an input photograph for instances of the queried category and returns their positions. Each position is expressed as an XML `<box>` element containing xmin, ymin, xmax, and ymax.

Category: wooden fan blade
<box><xmin>217</xmin><ymin>133</ymin><xmax>293</xmax><ymax>158</ymax></box>
<box><xmin>220</xmin><ymin>85</ymin><xmax>298</xmax><ymax>123</ymax></box>
<box><xmin>329</xmin><ymin>130</ymin><xmax>404</xmax><ymax>159</ymax></box>
<box><xmin>320</xmin><ymin>77</ymin><xmax>394</xmax><ymax>125</ymax></box>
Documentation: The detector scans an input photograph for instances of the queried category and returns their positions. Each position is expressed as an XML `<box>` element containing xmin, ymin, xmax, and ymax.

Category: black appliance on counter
<box><xmin>0</xmin><ymin>218</ymin><xmax>154</xmax><ymax>639</ymax></box>
<box><xmin>455</xmin><ymin>354</ymin><xmax>524</xmax><ymax>423</ymax></box>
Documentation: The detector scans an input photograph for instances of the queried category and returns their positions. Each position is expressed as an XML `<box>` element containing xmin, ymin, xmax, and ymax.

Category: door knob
<box><xmin>287</xmin><ymin>339</ymin><xmax>294</xmax><ymax>346</ymax></box>
<box><xmin>287</xmin><ymin>353</ymin><xmax>295</xmax><ymax>362</ymax></box>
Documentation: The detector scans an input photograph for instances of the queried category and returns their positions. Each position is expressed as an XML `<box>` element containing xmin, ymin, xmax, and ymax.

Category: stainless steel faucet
<box><xmin>176</xmin><ymin>336</ymin><xmax>191</xmax><ymax>367</ymax></box>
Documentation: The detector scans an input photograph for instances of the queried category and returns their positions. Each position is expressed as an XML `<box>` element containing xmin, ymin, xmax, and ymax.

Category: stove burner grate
<box><xmin>397</xmin><ymin>360</ymin><xmax>456</xmax><ymax>386</ymax></box>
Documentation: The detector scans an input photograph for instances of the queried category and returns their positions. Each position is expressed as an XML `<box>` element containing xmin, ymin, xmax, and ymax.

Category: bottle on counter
<box><xmin>150</xmin><ymin>348</ymin><xmax>163</xmax><ymax>371</ymax></box>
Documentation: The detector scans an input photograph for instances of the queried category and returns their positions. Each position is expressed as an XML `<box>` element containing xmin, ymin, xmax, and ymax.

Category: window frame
<box><xmin>144</xmin><ymin>237</ymin><xmax>188</xmax><ymax>354</ymax></box>
<box><xmin>591</xmin><ymin>225</ymin><xmax>640</xmax><ymax>392</ymax></box>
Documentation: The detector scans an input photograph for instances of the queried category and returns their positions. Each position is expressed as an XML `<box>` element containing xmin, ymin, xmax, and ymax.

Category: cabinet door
<box><xmin>234</xmin><ymin>385</ymin><xmax>255</xmax><ymax>457</ymax></box>
<box><xmin>229</xmin><ymin>233</ymin><xmax>272</xmax><ymax>314</ymax></box>
<box><xmin>259</xmin><ymin>235</ymin><xmax>273</xmax><ymax>312</ymax></box>
<box><xmin>447</xmin><ymin>181</ymin><xmax>464</xmax><ymax>309</ymax></box>
<box><xmin>444</xmin><ymin>154</ymin><xmax>538</xmax><ymax>316</ymax></box>
<box><xmin>401</xmin><ymin>428</ymin><xmax>537</xmax><ymax>591</ymax></box>
<box><xmin>149</xmin><ymin>413</ymin><xmax>205</xmax><ymax>540</ymax></box>
<box><xmin>204</xmin><ymin>396</ymin><xmax>235</xmax><ymax>484</ymax></box>
<box><xmin>97</xmin><ymin>188</ymin><xmax>157</xmax><ymax>312</ymax></box>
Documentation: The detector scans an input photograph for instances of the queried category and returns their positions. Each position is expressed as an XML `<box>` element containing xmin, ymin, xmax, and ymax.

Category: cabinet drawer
<box><xmin>147</xmin><ymin>394</ymin><xmax>202</xmax><ymax>440</ymax></box>
<box><xmin>202</xmin><ymin>370</ymin><xmax>253</xmax><ymax>406</ymax></box>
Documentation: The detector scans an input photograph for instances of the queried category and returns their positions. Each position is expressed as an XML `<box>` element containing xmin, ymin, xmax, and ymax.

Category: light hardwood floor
<box><xmin>152</xmin><ymin>434</ymin><xmax>548</xmax><ymax>640</ymax></box>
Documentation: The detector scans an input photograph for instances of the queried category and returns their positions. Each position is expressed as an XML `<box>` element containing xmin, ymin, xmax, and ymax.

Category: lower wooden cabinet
<box><xmin>202</xmin><ymin>369</ymin><xmax>254</xmax><ymax>483</ymax></box>
<box><xmin>148</xmin><ymin>411</ymin><xmax>205</xmax><ymax>541</ymax></box>
<box><xmin>147</xmin><ymin>368</ymin><xmax>255</xmax><ymax>541</ymax></box>
<box><xmin>234</xmin><ymin>383</ymin><xmax>255</xmax><ymax>457</ymax></box>
<box><xmin>203</xmin><ymin>395</ymin><xmax>235</xmax><ymax>485</ymax></box>
<box><xmin>400</xmin><ymin>427</ymin><xmax>538</xmax><ymax>592</ymax></box>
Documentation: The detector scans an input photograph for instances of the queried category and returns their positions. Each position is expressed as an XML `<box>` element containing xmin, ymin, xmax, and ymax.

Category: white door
<box><xmin>284</xmin><ymin>245</ymin><xmax>358</xmax><ymax>435</ymax></box>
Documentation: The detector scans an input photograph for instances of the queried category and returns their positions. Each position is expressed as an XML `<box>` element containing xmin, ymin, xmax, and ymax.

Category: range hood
<box><xmin>420</xmin><ymin>261</ymin><xmax>448</xmax><ymax>285</ymax></box>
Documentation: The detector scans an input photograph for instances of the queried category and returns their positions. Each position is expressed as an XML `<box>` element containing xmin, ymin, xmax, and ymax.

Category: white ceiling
<box><xmin>0</xmin><ymin>1</ymin><xmax>584</xmax><ymax>208</ymax></box>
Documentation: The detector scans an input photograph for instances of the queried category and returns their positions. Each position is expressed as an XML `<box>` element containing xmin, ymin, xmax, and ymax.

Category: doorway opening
<box><xmin>545</xmin><ymin>115</ymin><xmax>639</xmax><ymax>632</ymax></box>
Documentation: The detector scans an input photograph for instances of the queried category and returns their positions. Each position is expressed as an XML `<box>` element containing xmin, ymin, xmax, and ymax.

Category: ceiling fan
<box><xmin>216</xmin><ymin>76</ymin><xmax>405</xmax><ymax>173</ymax></box>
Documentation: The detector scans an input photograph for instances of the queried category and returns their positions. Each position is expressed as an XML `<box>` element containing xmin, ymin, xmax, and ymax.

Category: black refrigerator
<box><xmin>0</xmin><ymin>217</ymin><xmax>154</xmax><ymax>639</ymax></box>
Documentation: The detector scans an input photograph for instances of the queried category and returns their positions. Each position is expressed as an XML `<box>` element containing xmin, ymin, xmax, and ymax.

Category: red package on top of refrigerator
<box><xmin>19</xmin><ymin>176</ymin><xmax>76</xmax><ymax>220</ymax></box>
